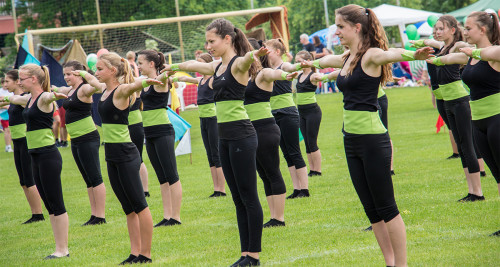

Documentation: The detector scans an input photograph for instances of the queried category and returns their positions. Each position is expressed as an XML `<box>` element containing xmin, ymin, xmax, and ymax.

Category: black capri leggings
<box><xmin>129</xmin><ymin>123</ymin><xmax>145</xmax><ymax>163</ymax></box>
<box><xmin>145</xmin><ymin>134</ymin><xmax>179</xmax><ymax>185</ymax></box>
<box><xmin>107</xmin><ymin>156</ymin><xmax>148</xmax><ymax>215</ymax></box>
<box><xmin>273</xmin><ymin>112</ymin><xmax>306</xmax><ymax>169</ymax></box>
<box><xmin>13</xmin><ymin>138</ymin><xmax>35</xmax><ymax>187</ymax></box>
<box><xmin>200</xmin><ymin>117</ymin><xmax>221</xmax><ymax>168</ymax></box>
<box><xmin>378</xmin><ymin>95</ymin><xmax>388</xmax><ymax>129</ymax></box>
<box><xmin>344</xmin><ymin>132</ymin><xmax>399</xmax><ymax>224</ymax></box>
<box><xmin>71</xmin><ymin>139</ymin><xmax>103</xmax><ymax>188</ymax></box>
<box><xmin>219</xmin><ymin>134</ymin><xmax>263</xmax><ymax>253</ymax></box>
<box><xmin>436</xmin><ymin>99</ymin><xmax>450</xmax><ymax>128</ymax></box>
<box><xmin>31</xmin><ymin>149</ymin><xmax>66</xmax><ymax>216</ymax></box>
<box><xmin>473</xmin><ymin>113</ymin><xmax>500</xmax><ymax>183</ymax></box>
<box><xmin>299</xmin><ymin>103</ymin><xmax>322</xmax><ymax>154</ymax></box>
<box><xmin>444</xmin><ymin>96</ymin><xmax>479</xmax><ymax>173</ymax></box>
<box><xmin>254</xmin><ymin>122</ymin><xmax>286</xmax><ymax>196</ymax></box>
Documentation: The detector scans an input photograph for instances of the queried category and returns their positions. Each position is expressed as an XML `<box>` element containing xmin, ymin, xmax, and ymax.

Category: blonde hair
<box><xmin>19</xmin><ymin>64</ymin><xmax>51</xmax><ymax>92</ymax></box>
<box><xmin>98</xmin><ymin>52</ymin><xmax>135</xmax><ymax>84</ymax></box>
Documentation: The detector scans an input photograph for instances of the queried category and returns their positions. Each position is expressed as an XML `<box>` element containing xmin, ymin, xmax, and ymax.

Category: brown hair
<box><xmin>336</xmin><ymin>4</ymin><xmax>392</xmax><ymax>85</ymax></box>
<box><xmin>436</xmin><ymin>15</ymin><xmax>464</xmax><ymax>56</ymax></box>
<box><xmin>206</xmin><ymin>18</ymin><xmax>260</xmax><ymax>78</ymax></box>
<box><xmin>264</xmin><ymin>38</ymin><xmax>287</xmax><ymax>56</ymax></box>
<box><xmin>197</xmin><ymin>53</ymin><xmax>213</xmax><ymax>63</ymax></box>
<box><xmin>98</xmin><ymin>52</ymin><xmax>135</xmax><ymax>84</ymax></box>
<box><xmin>137</xmin><ymin>50</ymin><xmax>166</xmax><ymax>73</ymax></box>
<box><xmin>5</xmin><ymin>69</ymin><xmax>19</xmax><ymax>81</ymax></box>
<box><xmin>20</xmin><ymin>64</ymin><xmax>51</xmax><ymax>92</ymax></box>
<box><xmin>296</xmin><ymin>51</ymin><xmax>316</xmax><ymax>72</ymax></box>
<box><xmin>313</xmin><ymin>36</ymin><xmax>321</xmax><ymax>47</ymax></box>
<box><xmin>467</xmin><ymin>11</ymin><xmax>500</xmax><ymax>45</ymax></box>
<box><xmin>62</xmin><ymin>60</ymin><xmax>88</xmax><ymax>84</ymax></box>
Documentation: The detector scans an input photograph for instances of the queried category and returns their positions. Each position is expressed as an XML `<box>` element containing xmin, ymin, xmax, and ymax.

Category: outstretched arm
<box><xmin>460</xmin><ymin>46</ymin><xmax>500</xmax><ymax>62</ymax></box>
<box><xmin>40</xmin><ymin>91</ymin><xmax>68</xmax><ymax>106</ymax></box>
<box><xmin>261</xmin><ymin>68</ymin><xmax>298</xmax><ymax>83</ymax></box>
<box><xmin>2</xmin><ymin>94</ymin><xmax>31</xmax><ymax>106</ymax></box>
<box><xmin>425</xmin><ymin>52</ymin><xmax>469</xmax><ymax>66</ymax></box>
<box><xmin>234</xmin><ymin>47</ymin><xmax>270</xmax><ymax>74</ymax></box>
<box><xmin>411</xmin><ymin>39</ymin><xmax>443</xmax><ymax>49</ymax></box>
<box><xmin>73</xmin><ymin>70</ymin><xmax>106</xmax><ymax>92</ymax></box>
<box><xmin>368</xmin><ymin>47</ymin><xmax>434</xmax><ymax>66</ymax></box>
<box><xmin>52</xmin><ymin>85</ymin><xmax>72</xmax><ymax>95</ymax></box>
<box><xmin>300</xmin><ymin>53</ymin><xmax>347</xmax><ymax>70</ymax></box>
<box><xmin>175</xmin><ymin>76</ymin><xmax>201</xmax><ymax>84</ymax></box>
<box><xmin>326</xmin><ymin>70</ymin><xmax>341</xmax><ymax>81</ymax></box>
<box><xmin>117</xmin><ymin>78</ymin><xmax>163</xmax><ymax>98</ymax></box>
<box><xmin>162</xmin><ymin>60</ymin><xmax>218</xmax><ymax>76</ymax></box>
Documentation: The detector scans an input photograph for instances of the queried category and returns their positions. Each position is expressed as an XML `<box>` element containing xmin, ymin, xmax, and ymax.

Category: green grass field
<box><xmin>0</xmin><ymin>86</ymin><xmax>498</xmax><ymax>266</ymax></box>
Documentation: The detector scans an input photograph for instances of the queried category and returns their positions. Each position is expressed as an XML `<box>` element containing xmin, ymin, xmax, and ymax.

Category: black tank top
<box><xmin>212</xmin><ymin>56</ymin><xmax>255</xmax><ymax>140</ymax></box>
<box><xmin>462</xmin><ymin>58</ymin><xmax>500</xmax><ymax>101</ymax></box>
<box><xmin>197</xmin><ymin>76</ymin><xmax>215</xmax><ymax>105</ymax></box>
<box><xmin>8</xmin><ymin>93</ymin><xmax>27</xmax><ymax>140</ymax></box>
<box><xmin>296</xmin><ymin>72</ymin><xmax>317</xmax><ymax>93</ymax></box>
<box><xmin>130</xmin><ymin>97</ymin><xmax>141</xmax><ymax>111</ymax></box>
<box><xmin>271</xmin><ymin>65</ymin><xmax>298</xmax><ymax>116</ymax></box>
<box><xmin>22</xmin><ymin>92</ymin><xmax>56</xmax><ymax>153</ymax></box>
<box><xmin>141</xmin><ymin>85</ymin><xmax>174</xmax><ymax>138</ymax></box>
<box><xmin>427</xmin><ymin>48</ymin><xmax>440</xmax><ymax>90</ymax></box>
<box><xmin>436</xmin><ymin>47</ymin><xmax>461</xmax><ymax>85</ymax></box>
<box><xmin>62</xmin><ymin>84</ymin><xmax>99</xmax><ymax>143</ymax></box>
<box><xmin>336</xmin><ymin>56</ymin><xmax>381</xmax><ymax>112</ymax></box>
<box><xmin>244</xmin><ymin>79</ymin><xmax>275</xmax><ymax>127</ymax></box>
<box><xmin>98</xmin><ymin>88</ymin><xmax>137</xmax><ymax>162</ymax></box>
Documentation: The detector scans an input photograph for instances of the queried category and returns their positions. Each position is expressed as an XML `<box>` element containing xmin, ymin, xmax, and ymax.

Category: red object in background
<box><xmin>183</xmin><ymin>84</ymin><xmax>198</xmax><ymax>107</ymax></box>
<box><xmin>436</xmin><ymin>115</ymin><xmax>444</xmax><ymax>133</ymax></box>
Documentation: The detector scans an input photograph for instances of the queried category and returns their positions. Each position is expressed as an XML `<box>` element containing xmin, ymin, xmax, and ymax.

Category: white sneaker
<box><xmin>5</xmin><ymin>146</ymin><xmax>13</xmax><ymax>152</ymax></box>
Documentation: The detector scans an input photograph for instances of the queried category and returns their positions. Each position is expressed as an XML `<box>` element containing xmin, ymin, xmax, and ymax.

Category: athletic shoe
<box><xmin>60</xmin><ymin>141</ymin><xmax>68</xmax><ymax>147</ymax></box>
<box><xmin>363</xmin><ymin>226</ymin><xmax>373</xmax><ymax>231</ymax></box>
<box><xmin>23</xmin><ymin>214</ymin><xmax>44</xmax><ymax>224</ymax></box>
<box><xmin>458</xmin><ymin>193</ymin><xmax>472</xmax><ymax>202</ymax></box>
<box><xmin>480</xmin><ymin>171</ymin><xmax>486</xmax><ymax>177</ymax></box>
<box><xmin>154</xmin><ymin>218</ymin><xmax>169</xmax><ymax>227</ymax></box>
<box><xmin>263</xmin><ymin>219</ymin><xmax>285</xmax><ymax>228</ymax></box>
<box><xmin>235</xmin><ymin>255</ymin><xmax>260</xmax><ymax>266</ymax></box>
<box><xmin>144</xmin><ymin>191</ymin><xmax>150</xmax><ymax>197</ymax></box>
<box><xmin>286</xmin><ymin>189</ymin><xmax>300</xmax><ymax>199</ymax></box>
<box><xmin>230</xmin><ymin>256</ymin><xmax>246</xmax><ymax>267</ymax></box>
<box><xmin>82</xmin><ymin>215</ymin><xmax>96</xmax><ymax>226</ymax></box>
<box><xmin>44</xmin><ymin>254</ymin><xmax>69</xmax><ymax>260</ymax></box>
<box><xmin>390</xmin><ymin>170</ymin><xmax>395</xmax><ymax>176</ymax></box>
<box><xmin>88</xmin><ymin>217</ymin><xmax>106</xmax><ymax>225</ymax></box>
<box><xmin>130</xmin><ymin>255</ymin><xmax>152</xmax><ymax>264</ymax></box>
<box><xmin>209</xmin><ymin>191</ymin><xmax>218</xmax><ymax>198</ymax></box>
<box><xmin>468</xmin><ymin>194</ymin><xmax>485</xmax><ymax>202</ymax></box>
<box><xmin>119</xmin><ymin>254</ymin><xmax>137</xmax><ymax>265</ymax></box>
<box><xmin>490</xmin><ymin>230</ymin><xmax>500</xmax><ymax>236</ymax></box>
<box><xmin>55</xmin><ymin>140</ymin><xmax>61</xmax><ymax>147</ymax></box>
<box><xmin>447</xmin><ymin>153</ymin><xmax>459</xmax><ymax>159</ymax></box>
<box><xmin>296</xmin><ymin>189</ymin><xmax>310</xmax><ymax>198</ymax></box>
<box><xmin>165</xmin><ymin>218</ymin><xmax>182</xmax><ymax>226</ymax></box>
<box><xmin>5</xmin><ymin>146</ymin><xmax>13</xmax><ymax>152</ymax></box>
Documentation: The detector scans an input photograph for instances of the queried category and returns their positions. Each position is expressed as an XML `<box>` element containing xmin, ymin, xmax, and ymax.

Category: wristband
<box><xmin>321</xmin><ymin>75</ymin><xmax>330</xmax><ymax>83</ymax></box>
<box><xmin>432</xmin><ymin>57</ymin><xmax>445</xmax><ymax>66</ymax></box>
<box><xmin>79</xmin><ymin>71</ymin><xmax>88</xmax><ymax>78</ymax></box>
<box><xmin>51</xmin><ymin>93</ymin><xmax>57</xmax><ymax>100</ymax></box>
<box><xmin>53</xmin><ymin>87</ymin><xmax>59</xmax><ymax>92</ymax></box>
<box><xmin>3</xmin><ymin>96</ymin><xmax>9</xmax><ymax>102</ymax></box>
<box><xmin>141</xmin><ymin>79</ymin><xmax>149</xmax><ymax>88</ymax></box>
<box><xmin>249</xmin><ymin>51</ymin><xmax>255</xmax><ymax>61</ymax></box>
<box><xmin>471</xmin><ymin>49</ymin><xmax>482</xmax><ymax>60</ymax></box>
<box><xmin>312</xmin><ymin>59</ymin><xmax>323</xmax><ymax>69</ymax></box>
<box><xmin>172</xmin><ymin>77</ymin><xmax>179</xmax><ymax>83</ymax></box>
<box><xmin>401</xmin><ymin>50</ymin><xmax>416</xmax><ymax>61</ymax></box>
<box><xmin>170</xmin><ymin>64</ymin><xmax>180</xmax><ymax>72</ymax></box>
<box><xmin>295</xmin><ymin>64</ymin><xmax>303</xmax><ymax>71</ymax></box>
<box><xmin>281</xmin><ymin>71</ymin><xmax>290</xmax><ymax>80</ymax></box>
<box><xmin>411</xmin><ymin>40</ymin><xmax>426</xmax><ymax>49</ymax></box>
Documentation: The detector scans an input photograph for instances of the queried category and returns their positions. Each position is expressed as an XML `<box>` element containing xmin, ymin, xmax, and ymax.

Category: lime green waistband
<box><xmin>10</xmin><ymin>124</ymin><xmax>26</xmax><ymax>139</ymax></box>
<box><xmin>128</xmin><ymin>109</ymin><xmax>143</xmax><ymax>125</ymax></box>
<box><xmin>26</xmin><ymin>128</ymin><xmax>55</xmax><ymax>149</ymax></box>
<box><xmin>244</xmin><ymin>102</ymin><xmax>273</xmax><ymax>122</ymax></box>
<box><xmin>343</xmin><ymin>109</ymin><xmax>387</xmax><ymax>134</ymax></box>
<box><xmin>440</xmin><ymin>80</ymin><xmax>469</xmax><ymax>101</ymax></box>
<box><xmin>432</xmin><ymin>87</ymin><xmax>443</xmax><ymax>100</ymax></box>
<box><xmin>296</xmin><ymin>92</ymin><xmax>317</xmax><ymax>105</ymax></box>
<box><xmin>142</xmin><ymin>108</ymin><xmax>170</xmax><ymax>127</ymax></box>
<box><xmin>66</xmin><ymin>116</ymin><xmax>96</xmax><ymax>139</ymax></box>
<box><xmin>102</xmin><ymin>123</ymin><xmax>131</xmax><ymax>143</ymax></box>
<box><xmin>377</xmin><ymin>87</ymin><xmax>386</xmax><ymax>98</ymax></box>
<box><xmin>216</xmin><ymin>100</ymin><xmax>249</xmax><ymax>123</ymax></box>
<box><xmin>270</xmin><ymin>93</ymin><xmax>296</xmax><ymax>110</ymax></box>
<box><xmin>198</xmin><ymin>103</ymin><xmax>216</xmax><ymax>118</ymax></box>
<box><xmin>470</xmin><ymin>92</ymin><xmax>500</xmax><ymax>120</ymax></box>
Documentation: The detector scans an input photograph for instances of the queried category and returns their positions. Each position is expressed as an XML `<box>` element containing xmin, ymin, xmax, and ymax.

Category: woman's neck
<box><xmin>221</xmin><ymin>49</ymin><xmax>237</xmax><ymax>66</ymax></box>
<box><xmin>105</xmin><ymin>79</ymin><xmax>120</xmax><ymax>91</ymax></box>
<box><xmin>348</xmin><ymin>40</ymin><xmax>360</xmax><ymax>56</ymax></box>
<box><xmin>13</xmin><ymin>87</ymin><xmax>23</xmax><ymax>95</ymax></box>
<box><xmin>72</xmin><ymin>81</ymin><xmax>83</xmax><ymax>90</ymax></box>
<box><xmin>302</xmin><ymin>68</ymin><xmax>312</xmax><ymax>75</ymax></box>
<box><xmin>29</xmin><ymin>86</ymin><xmax>43</xmax><ymax>100</ymax></box>
<box><xmin>203</xmin><ymin>75</ymin><xmax>211</xmax><ymax>80</ymax></box>
<box><xmin>475</xmin><ymin>37</ymin><xmax>492</xmax><ymax>49</ymax></box>
<box><xmin>270</xmin><ymin>57</ymin><xmax>283</xmax><ymax>69</ymax></box>
<box><xmin>146</xmin><ymin>70</ymin><xmax>156</xmax><ymax>79</ymax></box>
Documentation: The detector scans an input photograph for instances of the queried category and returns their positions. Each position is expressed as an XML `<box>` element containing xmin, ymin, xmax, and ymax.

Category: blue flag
<box><xmin>167</xmin><ymin>107</ymin><xmax>191</xmax><ymax>142</ymax></box>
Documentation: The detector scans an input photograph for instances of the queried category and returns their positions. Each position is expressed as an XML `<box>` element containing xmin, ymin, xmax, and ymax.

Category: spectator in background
<box><xmin>313</xmin><ymin>36</ymin><xmax>328</xmax><ymax>59</ymax></box>
<box><xmin>126</xmin><ymin>51</ymin><xmax>140</xmax><ymax>77</ymax></box>
<box><xmin>300</xmin><ymin>33</ymin><xmax>315</xmax><ymax>53</ymax></box>
<box><xmin>0</xmin><ymin>77</ymin><xmax>13</xmax><ymax>152</ymax></box>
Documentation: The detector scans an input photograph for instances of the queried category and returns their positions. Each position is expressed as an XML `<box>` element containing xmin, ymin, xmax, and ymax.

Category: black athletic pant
<box><xmin>71</xmin><ymin>139</ymin><xmax>103</xmax><ymax>188</ymax></box>
<box><xmin>13</xmin><ymin>138</ymin><xmax>35</xmax><ymax>187</ymax></box>
<box><xmin>200</xmin><ymin>117</ymin><xmax>221</xmax><ymax>168</ymax></box>
<box><xmin>145</xmin><ymin>134</ymin><xmax>179</xmax><ymax>185</ymax></box>
<box><xmin>274</xmin><ymin>112</ymin><xmax>306</xmax><ymax>169</ymax></box>
<box><xmin>436</xmin><ymin>99</ymin><xmax>450</xmax><ymax>128</ymax></box>
<box><xmin>473</xmin><ymin>113</ymin><xmax>500</xmax><ymax>183</ymax></box>
<box><xmin>129</xmin><ymin>123</ymin><xmax>145</xmax><ymax>162</ymax></box>
<box><xmin>299</xmin><ymin>104</ymin><xmax>322</xmax><ymax>153</ymax></box>
<box><xmin>31</xmin><ymin>149</ymin><xmax>66</xmax><ymax>216</ymax></box>
<box><xmin>444</xmin><ymin>96</ymin><xmax>479</xmax><ymax>173</ymax></box>
<box><xmin>219</xmin><ymin>134</ymin><xmax>263</xmax><ymax>252</ymax></box>
<box><xmin>107</xmin><ymin>156</ymin><xmax>148</xmax><ymax>215</ymax></box>
<box><xmin>344</xmin><ymin>132</ymin><xmax>399</xmax><ymax>224</ymax></box>
<box><xmin>254</xmin><ymin>122</ymin><xmax>286</xmax><ymax>196</ymax></box>
<box><xmin>378</xmin><ymin>95</ymin><xmax>389</xmax><ymax>129</ymax></box>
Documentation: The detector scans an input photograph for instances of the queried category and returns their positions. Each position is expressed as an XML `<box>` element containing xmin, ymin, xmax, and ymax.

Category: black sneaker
<box><xmin>236</xmin><ymin>255</ymin><xmax>260</xmax><ymax>266</ymax></box>
<box><xmin>490</xmin><ymin>230</ymin><xmax>500</xmax><ymax>237</ymax></box>
<box><xmin>209</xmin><ymin>191</ymin><xmax>218</xmax><ymax>198</ymax></box>
<box><xmin>88</xmin><ymin>217</ymin><xmax>106</xmax><ymax>225</ymax></box>
<box><xmin>469</xmin><ymin>194</ymin><xmax>485</xmax><ymax>202</ymax></box>
<box><xmin>82</xmin><ymin>215</ymin><xmax>96</xmax><ymax>226</ymax></box>
<box><xmin>447</xmin><ymin>153</ymin><xmax>460</xmax><ymax>159</ymax></box>
<box><xmin>286</xmin><ymin>189</ymin><xmax>300</xmax><ymax>199</ymax></box>
<box><xmin>458</xmin><ymin>193</ymin><xmax>472</xmax><ymax>202</ymax></box>
<box><xmin>130</xmin><ymin>254</ymin><xmax>151</xmax><ymax>264</ymax></box>
<box><xmin>363</xmin><ymin>226</ymin><xmax>373</xmax><ymax>231</ymax></box>
<box><xmin>119</xmin><ymin>254</ymin><xmax>137</xmax><ymax>265</ymax></box>
<box><xmin>44</xmin><ymin>254</ymin><xmax>69</xmax><ymax>260</ymax></box>
<box><xmin>230</xmin><ymin>256</ymin><xmax>246</xmax><ymax>267</ymax></box>
<box><xmin>60</xmin><ymin>141</ymin><xmax>68</xmax><ymax>147</ymax></box>
<box><xmin>23</xmin><ymin>214</ymin><xmax>45</xmax><ymax>224</ymax></box>
<box><xmin>144</xmin><ymin>191</ymin><xmax>150</xmax><ymax>197</ymax></box>
<box><xmin>390</xmin><ymin>170</ymin><xmax>395</xmax><ymax>176</ymax></box>
<box><xmin>154</xmin><ymin>218</ymin><xmax>169</xmax><ymax>227</ymax></box>
<box><xmin>165</xmin><ymin>218</ymin><xmax>182</xmax><ymax>226</ymax></box>
<box><xmin>263</xmin><ymin>219</ymin><xmax>285</xmax><ymax>228</ymax></box>
<box><xmin>480</xmin><ymin>171</ymin><xmax>486</xmax><ymax>177</ymax></box>
<box><xmin>55</xmin><ymin>140</ymin><xmax>61</xmax><ymax>147</ymax></box>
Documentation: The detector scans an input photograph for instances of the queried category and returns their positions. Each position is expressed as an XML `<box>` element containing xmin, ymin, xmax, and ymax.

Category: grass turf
<box><xmin>0</xmin><ymin>86</ymin><xmax>498</xmax><ymax>266</ymax></box>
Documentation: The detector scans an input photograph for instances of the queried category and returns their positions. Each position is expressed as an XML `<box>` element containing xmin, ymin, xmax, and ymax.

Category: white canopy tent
<box><xmin>327</xmin><ymin>4</ymin><xmax>441</xmax><ymax>49</ymax></box>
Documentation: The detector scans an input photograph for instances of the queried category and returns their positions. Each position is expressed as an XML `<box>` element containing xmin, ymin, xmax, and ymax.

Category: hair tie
<box><xmin>365</xmin><ymin>8</ymin><xmax>369</xmax><ymax>15</ymax></box>
<box><xmin>257</xmin><ymin>40</ymin><xmax>263</xmax><ymax>47</ymax></box>
<box><xmin>121</xmin><ymin>58</ymin><xmax>125</xmax><ymax>62</ymax></box>
<box><xmin>234</xmin><ymin>27</ymin><xmax>237</xmax><ymax>33</ymax></box>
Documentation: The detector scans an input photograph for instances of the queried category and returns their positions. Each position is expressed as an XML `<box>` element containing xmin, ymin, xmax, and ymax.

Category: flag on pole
<box><xmin>168</xmin><ymin>54</ymin><xmax>181</xmax><ymax>112</ymax></box>
<box><xmin>166</xmin><ymin>107</ymin><xmax>192</xmax><ymax>156</ymax></box>
<box><xmin>436</xmin><ymin>115</ymin><xmax>445</xmax><ymax>133</ymax></box>
<box><xmin>175</xmin><ymin>129</ymin><xmax>192</xmax><ymax>156</ymax></box>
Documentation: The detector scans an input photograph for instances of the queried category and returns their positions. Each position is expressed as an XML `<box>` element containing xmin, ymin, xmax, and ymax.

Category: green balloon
<box><xmin>86</xmin><ymin>53</ymin><xmax>98</xmax><ymax>72</ymax></box>
<box><xmin>404</xmin><ymin>42</ymin><xmax>416</xmax><ymax>51</ymax></box>
<box><xmin>406</xmin><ymin>25</ymin><xmax>418</xmax><ymax>40</ymax></box>
<box><xmin>427</xmin><ymin>15</ymin><xmax>438</xmax><ymax>27</ymax></box>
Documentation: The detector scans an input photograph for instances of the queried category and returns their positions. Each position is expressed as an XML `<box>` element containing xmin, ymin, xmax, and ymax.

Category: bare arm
<box><xmin>80</xmin><ymin>83</ymin><xmax>103</xmax><ymax>97</ymax></box>
<box><xmin>2</xmin><ymin>94</ymin><xmax>31</xmax><ymax>106</ymax></box>
<box><xmin>233</xmin><ymin>47</ymin><xmax>270</xmax><ymax>74</ymax></box>
<box><xmin>301</xmin><ymin>53</ymin><xmax>347</xmax><ymax>69</ymax></box>
<box><xmin>116</xmin><ymin>77</ymin><xmax>163</xmax><ymax>98</ymax></box>
<box><xmin>73</xmin><ymin>71</ymin><xmax>106</xmax><ymax>92</ymax></box>
<box><xmin>40</xmin><ymin>91</ymin><xmax>68</xmax><ymax>106</ymax></box>
<box><xmin>163</xmin><ymin>60</ymin><xmax>218</xmax><ymax>75</ymax></box>
<box><xmin>460</xmin><ymin>46</ymin><xmax>500</xmax><ymax>62</ymax></box>
<box><xmin>326</xmin><ymin>70</ymin><xmax>341</xmax><ymax>81</ymax></box>
<box><xmin>261</xmin><ymin>68</ymin><xmax>298</xmax><ymax>83</ymax></box>
<box><xmin>368</xmin><ymin>47</ymin><xmax>434</xmax><ymax>66</ymax></box>
<box><xmin>450</xmin><ymin>41</ymin><xmax>473</xmax><ymax>53</ymax></box>
<box><xmin>425</xmin><ymin>52</ymin><xmax>469</xmax><ymax>65</ymax></box>
<box><xmin>310</xmin><ymin>73</ymin><xmax>324</xmax><ymax>84</ymax></box>
<box><xmin>52</xmin><ymin>85</ymin><xmax>72</xmax><ymax>95</ymax></box>
<box><xmin>176</xmin><ymin>76</ymin><xmax>201</xmax><ymax>84</ymax></box>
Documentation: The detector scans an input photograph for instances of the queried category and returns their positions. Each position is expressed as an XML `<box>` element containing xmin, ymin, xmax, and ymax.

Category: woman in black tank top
<box><xmin>5</xmin><ymin>64</ymin><xmax>69</xmax><ymax>259</ymax></box>
<box><xmin>2</xmin><ymin>70</ymin><xmax>44</xmax><ymax>224</ymax></box>
<box><xmin>163</xmin><ymin>19</ymin><xmax>265</xmax><ymax>266</ymax></box>
<box><xmin>53</xmin><ymin>61</ymin><xmax>107</xmax><ymax>226</ymax></box>
<box><xmin>301</xmin><ymin>5</ymin><xmax>433</xmax><ymax>266</ymax></box>
<box><xmin>79</xmin><ymin>52</ymin><xmax>162</xmax><ymax>264</ymax></box>
<box><xmin>428</xmin><ymin>11</ymin><xmax>500</xmax><ymax>236</ymax></box>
